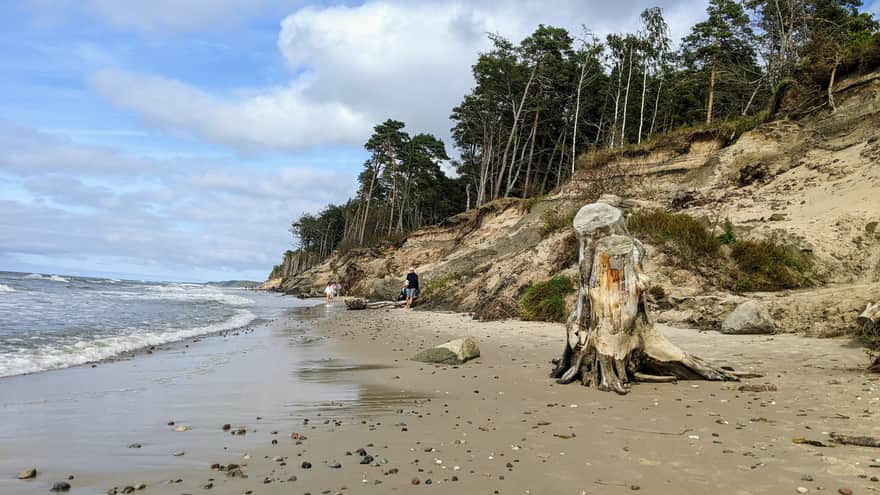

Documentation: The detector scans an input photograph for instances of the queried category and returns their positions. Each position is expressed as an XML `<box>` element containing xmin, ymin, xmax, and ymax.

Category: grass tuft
<box><xmin>518</xmin><ymin>275</ymin><xmax>575</xmax><ymax>323</ymax></box>
<box><xmin>730</xmin><ymin>239</ymin><xmax>812</xmax><ymax>291</ymax></box>
<box><xmin>626</xmin><ymin>209</ymin><xmax>721</xmax><ymax>264</ymax></box>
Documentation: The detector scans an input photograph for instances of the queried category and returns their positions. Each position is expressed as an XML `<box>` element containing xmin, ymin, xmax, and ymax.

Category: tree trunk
<box><xmin>828</xmin><ymin>52</ymin><xmax>841</xmax><ymax>113</ymax></box>
<box><xmin>610</xmin><ymin>60</ymin><xmax>623</xmax><ymax>149</ymax></box>
<box><xmin>573</xmin><ymin>54</ymin><xmax>591</xmax><ymax>174</ymax></box>
<box><xmin>649</xmin><ymin>78</ymin><xmax>662</xmax><ymax>138</ymax></box>
<box><xmin>741</xmin><ymin>77</ymin><xmax>763</xmax><ymax>117</ymax></box>
<box><xmin>706</xmin><ymin>59</ymin><xmax>717</xmax><ymax>125</ymax></box>
<box><xmin>494</xmin><ymin>64</ymin><xmax>539</xmax><ymax>200</ymax></box>
<box><xmin>637</xmin><ymin>61</ymin><xmax>648</xmax><ymax>144</ymax></box>
<box><xmin>550</xmin><ymin>202</ymin><xmax>738</xmax><ymax>394</ymax></box>
<box><xmin>620</xmin><ymin>44</ymin><xmax>634</xmax><ymax>146</ymax></box>
<box><xmin>524</xmin><ymin>108</ymin><xmax>539</xmax><ymax>197</ymax></box>
<box><xmin>555</xmin><ymin>131</ymin><xmax>567</xmax><ymax>189</ymax></box>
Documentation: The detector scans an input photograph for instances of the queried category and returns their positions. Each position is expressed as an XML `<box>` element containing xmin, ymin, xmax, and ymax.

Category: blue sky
<box><xmin>1</xmin><ymin>0</ymin><xmax>878</xmax><ymax>282</ymax></box>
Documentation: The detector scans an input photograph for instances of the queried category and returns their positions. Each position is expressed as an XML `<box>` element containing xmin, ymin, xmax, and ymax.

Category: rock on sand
<box><xmin>412</xmin><ymin>338</ymin><xmax>480</xmax><ymax>364</ymax></box>
<box><xmin>720</xmin><ymin>300</ymin><xmax>775</xmax><ymax>334</ymax></box>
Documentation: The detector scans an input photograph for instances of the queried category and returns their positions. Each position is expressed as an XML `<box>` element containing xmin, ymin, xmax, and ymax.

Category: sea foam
<box><xmin>0</xmin><ymin>309</ymin><xmax>257</xmax><ymax>378</ymax></box>
<box><xmin>0</xmin><ymin>284</ymin><xmax>15</xmax><ymax>293</ymax></box>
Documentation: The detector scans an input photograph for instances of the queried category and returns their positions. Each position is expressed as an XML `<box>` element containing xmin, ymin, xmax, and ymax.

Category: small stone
<box><xmin>136</xmin><ymin>484</ymin><xmax>146</xmax><ymax>490</ymax></box>
<box><xmin>738</xmin><ymin>384</ymin><xmax>778</xmax><ymax>393</ymax></box>
<box><xmin>801</xmin><ymin>475</ymin><xmax>814</xmax><ymax>482</ymax></box>
<box><xmin>222</xmin><ymin>424</ymin><xmax>231</xmax><ymax>431</ymax></box>
<box><xmin>50</xmin><ymin>481</ymin><xmax>71</xmax><ymax>492</ymax></box>
<box><xmin>287</xmin><ymin>475</ymin><xmax>298</xmax><ymax>482</ymax></box>
<box><xmin>128</xmin><ymin>443</ymin><xmax>142</xmax><ymax>449</ymax></box>
<box><xmin>838</xmin><ymin>489</ymin><xmax>853</xmax><ymax>495</ymax></box>
<box><xmin>329</xmin><ymin>462</ymin><xmax>342</xmax><ymax>469</ymax></box>
<box><xmin>17</xmin><ymin>468</ymin><xmax>37</xmax><ymax>479</ymax></box>
<box><xmin>451</xmin><ymin>475</ymin><xmax>459</xmax><ymax>481</ymax></box>
<box><xmin>203</xmin><ymin>482</ymin><xmax>213</xmax><ymax>489</ymax></box>
<box><xmin>301</xmin><ymin>461</ymin><xmax>312</xmax><ymax>469</ymax></box>
<box><xmin>355</xmin><ymin>448</ymin><xmax>367</xmax><ymax>456</ymax></box>
<box><xmin>360</xmin><ymin>455</ymin><xmax>374</xmax><ymax>465</ymax></box>
<box><xmin>121</xmin><ymin>487</ymin><xmax>135</xmax><ymax>494</ymax></box>
<box><xmin>630</xmin><ymin>486</ymin><xmax>640</xmax><ymax>491</ymax></box>
<box><xmin>173</xmin><ymin>451</ymin><xmax>185</xmax><ymax>457</ymax></box>
<box><xmin>174</xmin><ymin>425</ymin><xmax>189</xmax><ymax>432</ymax></box>
<box><xmin>797</xmin><ymin>488</ymin><xmax>808</xmax><ymax>494</ymax></box>
<box><xmin>425</xmin><ymin>479</ymin><xmax>433</xmax><ymax>485</ymax></box>
<box><xmin>411</xmin><ymin>477</ymin><xmax>421</xmax><ymax>485</ymax></box>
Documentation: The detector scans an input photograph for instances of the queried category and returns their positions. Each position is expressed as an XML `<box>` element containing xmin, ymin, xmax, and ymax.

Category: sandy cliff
<box><xmin>263</xmin><ymin>68</ymin><xmax>880</xmax><ymax>335</ymax></box>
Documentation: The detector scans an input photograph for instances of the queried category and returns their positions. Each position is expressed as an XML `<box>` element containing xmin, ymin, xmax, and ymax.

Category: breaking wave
<box><xmin>0</xmin><ymin>310</ymin><xmax>257</xmax><ymax>378</ymax></box>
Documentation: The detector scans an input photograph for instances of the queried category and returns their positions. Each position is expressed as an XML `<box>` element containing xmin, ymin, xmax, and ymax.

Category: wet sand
<box><xmin>5</xmin><ymin>304</ymin><xmax>880</xmax><ymax>494</ymax></box>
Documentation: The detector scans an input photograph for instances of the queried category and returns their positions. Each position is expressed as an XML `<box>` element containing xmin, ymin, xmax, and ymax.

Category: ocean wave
<box><xmin>0</xmin><ymin>284</ymin><xmax>15</xmax><ymax>293</ymax></box>
<box><xmin>23</xmin><ymin>274</ymin><xmax>70</xmax><ymax>283</ymax></box>
<box><xmin>142</xmin><ymin>285</ymin><xmax>254</xmax><ymax>306</ymax></box>
<box><xmin>0</xmin><ymin>310</ymin><xmax>257</xmax><ymax>378</ymax></box>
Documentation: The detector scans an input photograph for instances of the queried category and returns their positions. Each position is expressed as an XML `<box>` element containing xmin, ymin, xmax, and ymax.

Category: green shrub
<box><xmin>518</xmin><ymin>275</ymin><xmax>575</xmax><ymax>322</ymax></box>
<box><xmin>626</xmin><ymin>209</ymin><xmax>721</xmax><ymax>263</ymax></box>
<box><xmin>731</xmin><ymin>239</ymin><xmax>812</xmax><ymax>291</ymax></box>
<box><xmin>718</xmin><ymin>219</ymin><xmax>737</xmax><ymax>245</ymax></box>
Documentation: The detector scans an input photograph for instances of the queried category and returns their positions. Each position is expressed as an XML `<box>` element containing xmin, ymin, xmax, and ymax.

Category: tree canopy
<box><xmin>282</xmin><ymin>1</ymin><xmax>879</xmax><ymax>267</ymax></box>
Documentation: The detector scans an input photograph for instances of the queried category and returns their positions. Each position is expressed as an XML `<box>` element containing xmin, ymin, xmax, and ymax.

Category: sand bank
<box><xmin>5</xmin><ymin>304</ymin><xmax>880</xmax><ymax>494</ymax></box>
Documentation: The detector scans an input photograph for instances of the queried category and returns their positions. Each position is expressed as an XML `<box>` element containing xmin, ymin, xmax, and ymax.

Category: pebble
<box><xmin>838</xmin><ymin>489</ymin><xmax>852</xmax><ymax>495</ymax></box>
<box><xmin>301</xmin><ymin>461</ymin><xmax>312</xmax><ymax>469</ymax></box>
<box><xmin>50</xmin><ymin>481</ymin><xmax>71</xmax><ymax>492</ymax></box>
<box><xmin>360</xmin><ymin>455</ymin><xmax>374</xmax><ymax>465</ymax></box>
<box><xmin>411</xmin><ymin>477</ymin><xmax>421</xmax><ymax>485</ymax></box>
<box><xmin>329</xmin><ymin>462</ymin><xmax>342</xmax><ymax>469</ymax></box>
<box><xmin>17</xmin><ymin>468</ymin><xmax>37</xmax><ymax>479</ymax></box>
<box><xmin>174</xmin><ymin>425</ymin><xmax>189</xmax><ymax>432</ymax></box>
<box><xmin>797</xmin><ymin>488</ymin><xmax>808</xmax><ymax>494</ymax></box>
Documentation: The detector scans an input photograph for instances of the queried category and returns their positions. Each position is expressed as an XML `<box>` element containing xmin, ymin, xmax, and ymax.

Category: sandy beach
<box><xmin>6</xmin><ymin>301</ymin><xmax>879</xmax><ymax>495</ymax></box>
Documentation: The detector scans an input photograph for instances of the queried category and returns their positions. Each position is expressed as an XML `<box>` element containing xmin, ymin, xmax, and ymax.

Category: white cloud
<box><xmin>89</xmin><ymin>69</ymin><xmax>371</xmax><ymax>151</ymax></box>
<box><xmin>87</xmin><ymin>0</ymin><xmax>706</xmax><ymax>152</ymax></box>
<box><xmin>0</xmin><ymin>124</ymin><xmax>356</xmax><ymax>280</ymax></box>
<box><xmin>0</xmin><ymin>122</ymin><xmax>158</xmax><ymax>176</ymax></box>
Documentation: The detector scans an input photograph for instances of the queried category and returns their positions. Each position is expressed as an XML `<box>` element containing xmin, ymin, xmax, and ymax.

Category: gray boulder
<box><xmin>720</xmin><ymin>300</ymin><xmax>775</xmax><ymax>334</ymax></box>
<box><xmin>413</xmin><ymin>338</ymin><xmax>480</xmax><ymax>364</ymax></box>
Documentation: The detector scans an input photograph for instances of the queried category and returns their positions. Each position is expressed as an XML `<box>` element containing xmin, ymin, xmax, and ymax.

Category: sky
<box><xmin>2</xmin><ymin>0</ymin><xmax>879</xmax><ymax>282</ymax></box>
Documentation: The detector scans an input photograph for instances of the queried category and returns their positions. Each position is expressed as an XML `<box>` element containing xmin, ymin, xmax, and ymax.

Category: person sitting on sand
<box><xmin>405</xmin><ymin>267</ymin><xmax>419</xmax><ymax>309</ymax></box>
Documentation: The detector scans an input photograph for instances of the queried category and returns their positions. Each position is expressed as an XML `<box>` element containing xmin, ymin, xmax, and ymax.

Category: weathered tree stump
<box><xmin>859</xmin><ymin>302</ymin><xmax>880</xmax><ymax>372</ymax></box>
<box><xmin>550</xmin><ymin>203</ymin><xmax>738</xmax><ymax>394</ymax></box>
<box><xmin>858</xmin><ymin>302</ymin><xmax>879</xmax><ymax>334</ymax></box>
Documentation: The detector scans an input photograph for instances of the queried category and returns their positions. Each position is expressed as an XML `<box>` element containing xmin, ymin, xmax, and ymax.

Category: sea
<box><xmin>0</xmin><ymin>270</ymin><xmax>293</xmax><ymax>378</ymax></box>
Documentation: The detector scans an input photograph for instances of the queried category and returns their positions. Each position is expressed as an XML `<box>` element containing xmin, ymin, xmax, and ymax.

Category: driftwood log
<box><xmin>344</xmin><ymin>298</ymin><xmax>404</xmax><ymax>310</ymax></box>
<box><xmin>550</xmin><ymin>203</ymin><xmax>738</xmax><ymax>394</ymax></box>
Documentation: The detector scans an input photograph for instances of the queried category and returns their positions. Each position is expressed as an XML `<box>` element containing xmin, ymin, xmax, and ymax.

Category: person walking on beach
<box><xmin>324</xmin><ymin>281</ymin><xmax>335</xmax><ymax>304</ymax></box>
<box><xmin>404</xmin><ymin>267</ymin><xmax>419</xmax><ymax>309</ymax></box>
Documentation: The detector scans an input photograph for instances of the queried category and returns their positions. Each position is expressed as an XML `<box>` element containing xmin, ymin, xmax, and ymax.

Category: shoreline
<box><xmin>5</xmin><ymin>304</ymin><xmax>880</xmax><ymax>494</ymax></box>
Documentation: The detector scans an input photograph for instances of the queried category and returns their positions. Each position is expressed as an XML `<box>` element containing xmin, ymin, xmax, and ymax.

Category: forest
<box><xmin>285</xmin><ymin>0</ymin><xmax>879</xmax><ymax>266</ymax></box>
